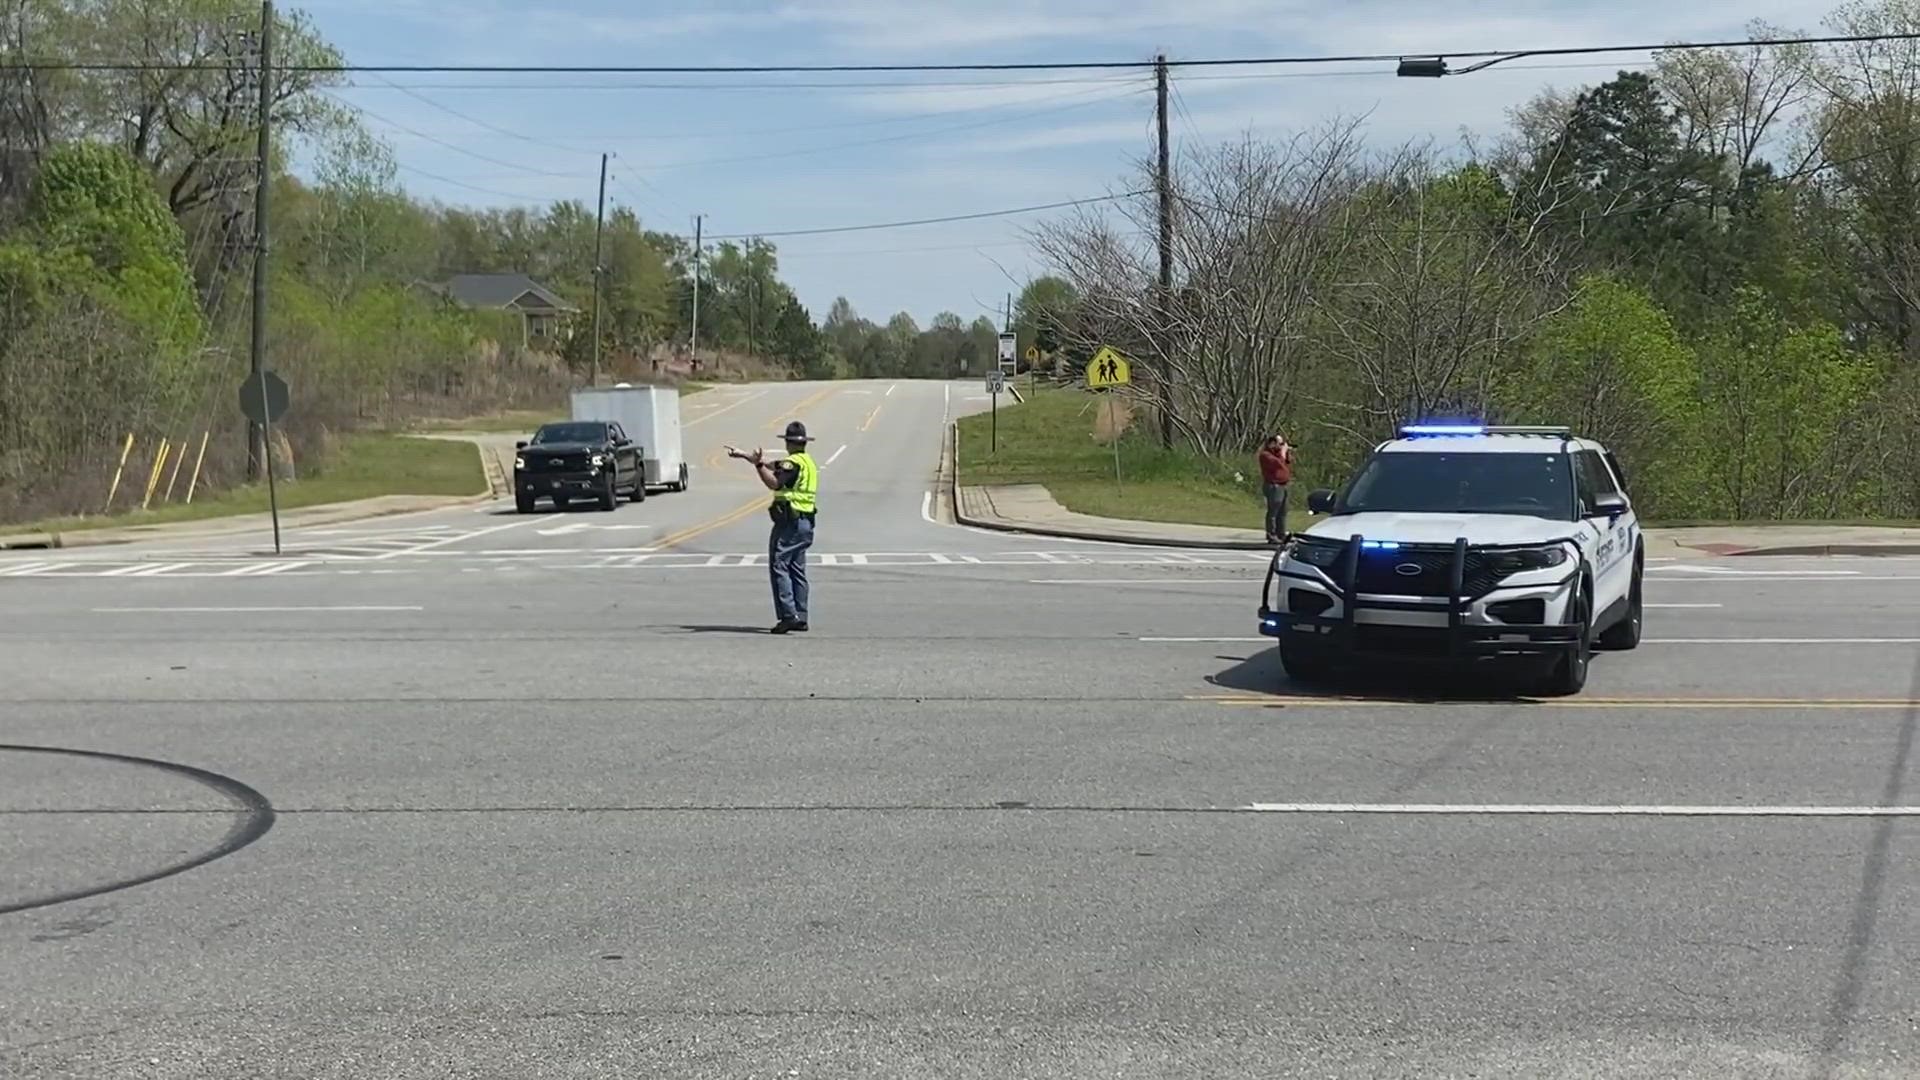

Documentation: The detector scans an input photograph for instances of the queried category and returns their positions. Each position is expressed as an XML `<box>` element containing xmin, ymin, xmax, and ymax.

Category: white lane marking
<box><xmin>0</xmin><ymin>561</ymin><xmax>53</xmax><ymax>576</ymax></box>
<box><xmin>921</xmin><ymin>490</ymin><xmax>935</xmax><ymax>524</ymax></box>
<box><xmin>942</xmin><ymin>383</ymin><xmax>951</xmax><ymax>424</ymax></box>
<box><xmin>94</xmin><ymin>605</ymin><xmax>425</xmax><ymax>613</ymax></box>
<box><xmin>1654</xmin><ymin>566</ymin><xmax>1861</xmax><ymax>576</ymax></box>
<box><xmin>1241</xmin><ymin>803</ymin><xmax>1920</xmax><ymax>817</ymax></box>
<box><xmin>1029</xmin><ymin>578</ymin><xmax>1251</xmax><ymax>585</ymax></box>
<box><xmin>1645</xmin><ymin>603</ymin><xmax>1722</xmax><ymax>608</ymax></box>
<box><xmin>1650</xmin><ymin>637</ymin><xmax>1920</xmax><ymax>644</ymax></box>
<box><xmin>682</xmin><ymin>388</ymin><xmax>767</xmax><ymax>428</ymax></box>
<box><xmin>377</xmin><ymin>516</ymin><xmax>540</xmax><ymax>559</ymax></box>
<box><xmin>827</xmin><ymin>444</ymin><xmax>847</xmax><ymax>466</ymax></box>
<box><xmin>1644</xmin><ymin>575</ymin><xmax>1920</xmax><ymax>583</ymax></box>
<box><xmin>1139</xmin><ymin>636</ymin><xmax>1920</xmax><ymax>645</ymax></box>
<box><xmin>886</xmin><ymin>382</ymin><xmax>898</xmax><ymax>397</ymax></box>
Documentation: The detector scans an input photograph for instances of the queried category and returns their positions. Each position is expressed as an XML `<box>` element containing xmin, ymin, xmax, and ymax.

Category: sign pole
<box><xmin>991</xmin><ymin>381</ymin><xmax>998</xmax><ymax>454</ymax></box>
<box><xmin>258</xmin><ymin>367</ymin><xmax>282</xmax><ymax>554</ymax></box>
<box><xmin>1109</xmin><ymin>392</ymin><xmax>1122</xmax><ymax>494</ymax></box>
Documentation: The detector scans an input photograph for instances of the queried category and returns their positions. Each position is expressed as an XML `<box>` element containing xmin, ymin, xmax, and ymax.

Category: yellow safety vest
<box><xmin>774</xmin><ymin>451</ymin><xmax>818</xmax><ymax>515</ymax></box>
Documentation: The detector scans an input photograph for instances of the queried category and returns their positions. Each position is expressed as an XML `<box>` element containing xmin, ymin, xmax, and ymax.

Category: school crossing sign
<box><xmin>1085</xmin><ymin>346</ymin><xmax>1131</xmax><ymax>389</ymax></box>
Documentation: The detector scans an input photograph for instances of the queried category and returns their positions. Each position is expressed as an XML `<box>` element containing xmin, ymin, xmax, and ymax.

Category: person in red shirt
<box><xmin>1256</xmin><ymin>434</ymin><xmax>1295</xmax><ymax>544</ymax></box>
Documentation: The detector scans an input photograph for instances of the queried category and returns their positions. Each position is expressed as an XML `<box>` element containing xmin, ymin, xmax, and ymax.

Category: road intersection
<box><xmin>5</xmin><ymin>378</ymin><xmax>1920</xmax><ymax>1077</ymax></box>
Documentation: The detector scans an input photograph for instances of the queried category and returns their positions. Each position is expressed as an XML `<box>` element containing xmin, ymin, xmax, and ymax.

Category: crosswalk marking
<box><xmin>0</xmin><ymin>549</ymin><xmax>1272</xmax><ymax>578</ymax></box>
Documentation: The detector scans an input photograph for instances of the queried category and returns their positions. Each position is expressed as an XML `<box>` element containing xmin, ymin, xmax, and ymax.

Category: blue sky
<box><xmin>303</xmin><ymin>0</ymin><xmax>1827</xmax><ymax>324</ymax></box>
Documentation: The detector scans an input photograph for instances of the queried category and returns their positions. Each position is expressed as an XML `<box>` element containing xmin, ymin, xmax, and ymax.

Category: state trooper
<box><xmin>725</xmin><ymin>420</ymin><xmax>820</xmax><ymax>634</ymax></box>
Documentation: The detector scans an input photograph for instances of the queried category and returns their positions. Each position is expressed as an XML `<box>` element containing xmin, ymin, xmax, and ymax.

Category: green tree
<box><xmin>1513</xmin><ymin>274</ymin><xmax>1698</xmax><ymax>514</ymax></box>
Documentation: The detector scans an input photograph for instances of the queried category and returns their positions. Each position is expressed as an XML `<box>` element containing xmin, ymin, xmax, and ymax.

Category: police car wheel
<box><xmin>1598</xmin><ymin>560</ymin><xmax>1643</xmax><ymax>651</ymax></box>
<box><xmin>629</xmin><ymin>470</ymin><xmax>647</xmax><ymax>502</ymax></box>
<box><xmin>1540</xmin><ymin>591</ymin><xmax>1592</xmax><ymax>696</ymax></box>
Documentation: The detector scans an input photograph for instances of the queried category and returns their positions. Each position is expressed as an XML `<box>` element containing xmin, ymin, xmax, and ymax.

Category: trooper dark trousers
<box><xmin>769</xmin><ymin>515</ymin><xmax>815</xmax><ymax>624</ymax></box>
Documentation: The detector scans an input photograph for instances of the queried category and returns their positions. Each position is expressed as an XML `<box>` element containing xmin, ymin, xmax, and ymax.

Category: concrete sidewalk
<box><xmin>954</xmin><ymin>481</ymin><xmax>1920</xmax><ymax>557</ymax></box>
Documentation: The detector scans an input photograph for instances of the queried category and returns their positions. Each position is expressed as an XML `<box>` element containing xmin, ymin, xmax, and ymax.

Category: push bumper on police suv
<box><xmin>1257</xmin><ymin>533</ymin><xmax>1584</xmax><ymax>659</ymax></box>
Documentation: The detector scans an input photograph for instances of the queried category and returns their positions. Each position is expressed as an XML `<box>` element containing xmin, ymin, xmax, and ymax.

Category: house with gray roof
<box><xmin>424</xmin><ymin>273</ymin><xmax>580</xmax><ymax>348</ymax></box>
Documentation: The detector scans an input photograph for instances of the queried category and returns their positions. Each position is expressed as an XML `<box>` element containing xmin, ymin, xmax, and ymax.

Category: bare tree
<box><xmin>1305</xmin><ymin>150</ymin><xmax>1573</xmax><ymax>444</ymax></box>
<box><xmin>1030</xmin><ymin>119</ymin><xmax>1372</xmax><ymax>456</ymax></box>
<box><xmin>1658</xmin><ymin>21</ymin><xmax>1813</xmax><ymax>179</ymax></box>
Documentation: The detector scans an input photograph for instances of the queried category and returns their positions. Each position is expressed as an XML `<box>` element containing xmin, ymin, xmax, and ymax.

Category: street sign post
<box><xmin>237</xmin><ymin>369</ymin><xmax>290</xmax><ymax>554</ymax></box>
<box><xmin>1085</xmin><ymin>346</ymin><xmax>1132</xmax><ymax>493</ymax></box>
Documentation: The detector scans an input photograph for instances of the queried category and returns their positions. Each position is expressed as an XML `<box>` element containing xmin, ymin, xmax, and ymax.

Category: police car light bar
<box><xmin>1400</xmin><ymin>424</ymin><xmax>1573</xmax><ymax>438</ymax></box>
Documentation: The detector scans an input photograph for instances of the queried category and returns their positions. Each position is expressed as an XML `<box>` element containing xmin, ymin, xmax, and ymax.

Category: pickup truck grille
<box><xmin>527</xmin><ymin>453</ymin><xmax>589</xmax><ymax>471</ymax></box>
<box><xmin>1350</xmin><ymin>547</ymin><xmax>1503</xmax><ymax>598</ymax></box>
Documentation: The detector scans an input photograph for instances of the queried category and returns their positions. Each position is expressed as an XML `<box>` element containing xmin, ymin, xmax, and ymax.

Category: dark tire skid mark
<box><xmin>0</xmin><ymin>744</ymin><xmax>275</xmax><ymax>917</ymax></box>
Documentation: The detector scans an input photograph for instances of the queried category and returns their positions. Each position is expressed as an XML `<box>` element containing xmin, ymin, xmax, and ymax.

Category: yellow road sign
<box><xmin>1024</xmin><ymin>345</ymin><xmax>1039</xmax><ymax>362</ymax></box>
<box><xmin>1085</xmin><ymin>346</ymin><xmax>1131</xmax><ymax>388</ymax></box>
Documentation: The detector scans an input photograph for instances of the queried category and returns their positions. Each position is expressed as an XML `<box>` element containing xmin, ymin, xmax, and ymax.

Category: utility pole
<box><xmin>247</xmin><ymin>0</ymin><xmax>274</xmax><ymax>481</ymax></box>
<box><xmin>589</xmin><ymin>152</ymin><xmax>607</xmax><ymax>386</ymax></box>
<box><xmin>689</xmin><ymin>213</ymin><xmax>703</xmax><ymax>371</ymax></box>
<box><xmin>1154</xmin><ymin>53</ymin><xmax>1175</xmax><ymax>449</ymax></box>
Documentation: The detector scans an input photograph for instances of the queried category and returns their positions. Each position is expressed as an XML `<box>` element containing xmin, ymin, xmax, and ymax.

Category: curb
<box><xmin>1729</xmin><ymin>543</ymin><xmax>1920</xmax><ymax>557</ymax></box>
<box><xmin>3</xmin><ymin>490</ymin><xmax>499</xmax><ymax>552</ymax></box>
<box><xmin>945</xmin><ymin>420</ymin><xmax>1272</xmax><ymax>552</ymax></box>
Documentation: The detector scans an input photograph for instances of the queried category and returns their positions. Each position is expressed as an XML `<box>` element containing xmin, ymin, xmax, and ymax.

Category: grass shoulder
<box><xmin>2</xmin><ymin>433</ymin><xmax>486</xmax><ymax>537</ymax></box>
<box><xmin>956</xmin><ymin>384</ymin><xmax>1273</xmax><ymax>531</ymax></box>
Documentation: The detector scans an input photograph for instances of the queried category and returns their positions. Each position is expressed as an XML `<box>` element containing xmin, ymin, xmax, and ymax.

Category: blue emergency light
<box><xmin>1360</xmin><ymin>540</ymin><xmax>1401</xmax><ymax>550</ymax></box>
<box><xmin>1400</xmin><ymin>423</ymin><xmax>1485</xmax><ymax>436</ymax></box>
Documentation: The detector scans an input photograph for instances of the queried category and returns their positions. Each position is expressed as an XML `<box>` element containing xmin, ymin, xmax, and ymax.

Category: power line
<box><xmin>355</xmin><ymin>81</ymin><xmax>1149</xmax><ymax>143</ymax></box>
<box><xmin>327</xmin><ymin>93</ymin><xmax>584</xmax><ymax>178</ymax></box>
<box><xmin>360</xmin><ymin>74</ymin><xmax>603</xmax><ymax>158</ymax></box>
<box><xmin>393</xmin><ymin>161</ymin><xmax>548</xmax><ymax>203</ymax></box>
<box><xmin>649</xmin><ymin>85</ymin><xmax>1147</xmax><ymax>173</ymax></box>
<box><xmin>706</xmin><ymin>192</ymin><xmax>1145</xmax><ymax>241</ymax></box>
<box><xmin>12</xmin><ymin>32</ymin><xmax>1919</xmax><ymax>74</ymax></box>
<box><xmin>331</xmin><ymin>74</ymin><xmax>1140</xmax><ymax>93</ymax></box>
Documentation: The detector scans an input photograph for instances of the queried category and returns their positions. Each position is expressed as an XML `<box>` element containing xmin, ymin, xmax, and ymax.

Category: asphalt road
<box><xmin>5</xmin><ymin>378</ymin><xmax>1920</xmax><ymax>1078</ymax></box>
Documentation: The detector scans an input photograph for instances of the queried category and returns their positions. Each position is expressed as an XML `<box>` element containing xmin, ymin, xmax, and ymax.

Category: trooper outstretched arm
<box><xmin>723</xmin><ymin>445</ymin><xmax>783</xmax><ymax>490</ymax></box>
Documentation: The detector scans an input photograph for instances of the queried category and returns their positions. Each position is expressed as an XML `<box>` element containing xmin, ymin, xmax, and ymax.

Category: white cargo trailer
<box><xmin>569</xmin><ymin>384</ymin><xmax>689</xmax><ymax>493</ymax></box>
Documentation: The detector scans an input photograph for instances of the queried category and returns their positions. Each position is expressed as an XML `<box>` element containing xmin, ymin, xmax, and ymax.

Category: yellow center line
<box><xmin>652</xmin><ymin>494</ymin><xmax>768</xmax><ymax>551</ymax></box>
<box><xmin>1187</xmin><ymin>694</ymin><xmax>1920</xmax><ymax>710</ymax></box>
<box><xmin>860</xmin><ymin>403</ymin><xmax>882</xmax><ymax>432</ymax></box>
<box><xmin>767</xmin><ymin>385</ymin><xmax>841</xmax><ymax>433</ymax></box>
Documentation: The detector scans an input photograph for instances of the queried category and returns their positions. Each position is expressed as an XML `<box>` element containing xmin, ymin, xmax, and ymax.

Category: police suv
<box><xmin>1257</xmin><ymin>425</ymin><xmax>1643</xmax><ymax>695</ymax></box>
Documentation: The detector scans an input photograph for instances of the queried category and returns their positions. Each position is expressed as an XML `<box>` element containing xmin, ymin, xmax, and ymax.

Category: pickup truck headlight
<box><xmin>1284</xmin><ymin>537</ymin><xmax>1347</xmax><ymax>569</ymax></box>
<box><xmin>1487</xmin><ymin>545</ymin><xmax>1570</xmax><ymax>574</ymax></box>
<box><xmin>590</xmin><ymin>453</ymin><xmax>607</xmax><ymax>467</ymax></box>
<box><xmin>514</xmin><ymin>456</ymin><xmax>526</xmax><ymax>470</ymax></box>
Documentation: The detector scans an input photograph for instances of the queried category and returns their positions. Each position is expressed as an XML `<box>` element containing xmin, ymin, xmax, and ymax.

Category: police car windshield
<box><xmin>1340</xmin><ymin>451</ymin><xmax>1575</xmax><ymax>520</ymax></box>
<box><xmin>531</xmin><ymin>423</ymin><xmax>606</xmax><ymax>445</ymax></box>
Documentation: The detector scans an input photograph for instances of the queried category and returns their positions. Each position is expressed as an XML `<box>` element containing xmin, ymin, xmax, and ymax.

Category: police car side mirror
<box><xmin>1306</xmin><ymin>489</ymin><xmax>1336</xmax><ymax>515</ymax></box>
<box><xmin>1593</xmin><ymin>493</ymin><xmax>1629</xmax><ymax>518</ymax></box>
<box><xmin>515</xmin><ymin>441</ymin><xmax>528</xmax><ymax>450</ymax></box>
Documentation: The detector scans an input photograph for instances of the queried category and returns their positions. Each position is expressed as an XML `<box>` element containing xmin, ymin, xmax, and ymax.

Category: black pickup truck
<box><xmin>513</xmin><ymin>421</ymin><xmax>646</xmax><ymax>513</ymax></box>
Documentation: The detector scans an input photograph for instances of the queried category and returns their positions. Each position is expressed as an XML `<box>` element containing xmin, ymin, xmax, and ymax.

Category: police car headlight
<box><xmin>590</xmin><ymin>453</ymin><xmax>607</xmax><ymax>467</ymax></box>
<box><xmin>514</xmin><ymin>456</ymin><xmax>526</xmax><ymax>470</ymax></box>
<box><xmin>1489</xmin><ymin>545</ymin><xmax>1570</xmax><ymax>574</ymax></box>
<box><xmin>1285</xmin><ymin>537</ymin><xmax>1346</xmax><ymax>569</ymax></box>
